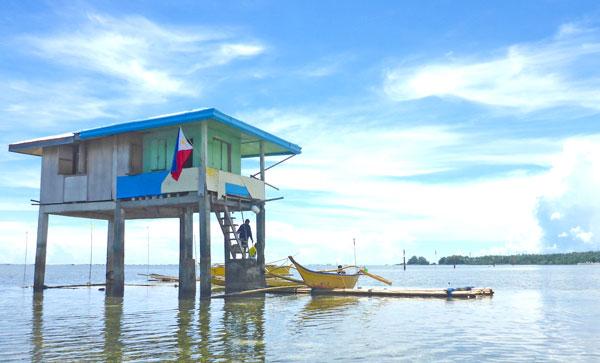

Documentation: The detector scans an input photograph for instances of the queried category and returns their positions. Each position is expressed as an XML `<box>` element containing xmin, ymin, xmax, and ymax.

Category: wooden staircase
<box><xmin>215</xmin><ymin>205</ymin><xmax>246</xmax><ymax>260</ymax></box>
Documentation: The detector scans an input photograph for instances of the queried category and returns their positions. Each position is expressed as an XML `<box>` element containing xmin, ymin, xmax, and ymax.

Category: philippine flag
<box><xmin>170</xmin><ymin>128</ymin><xmax>193</xmax><ymax>181</ymax></box>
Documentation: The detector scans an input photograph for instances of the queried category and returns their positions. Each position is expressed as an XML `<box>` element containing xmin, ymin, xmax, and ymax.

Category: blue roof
<box><xmin>78</xmin><ymin>108</ymin><xmax>301</xmax><ymax>156</ymax></box>
<box><xmin>10</xmin><ymin>108</ymin><xmax>301</xmax><ymax>157</ymax></box>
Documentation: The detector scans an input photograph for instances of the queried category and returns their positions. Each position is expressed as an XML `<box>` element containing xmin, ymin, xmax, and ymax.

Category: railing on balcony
<box><xmin>116</xmin><ymin>167</ymin><xmax>265</xmax><ymax>200</ymax></box>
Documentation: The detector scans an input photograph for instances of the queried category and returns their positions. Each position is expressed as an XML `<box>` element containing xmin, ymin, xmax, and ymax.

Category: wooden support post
<box><xmin>257</xmin><ymin>141</ymin><xmax>266</xmax><ymax>282</ymax></box>
<box><xmin>105</xmin><ymin>217</ymin><xmax>114</xmax><ymax>288</ymax></box>
<box><xmin>179</xmin><ymin>207</ymin><xmax>196</xmax><ymax>298</ymax></box>
<box><xmin>106</xmin><ymin>203</ymin><xmax>125</xmax><ymax>297</ymax></box>
<box><xmin>198</xmin><ymin>122</ymin><xmax>212</xmax><ymax>299</ymax></box>
<box><xmin>33</xmin><ymin>209</ymin><xmax>48</xmax><ymax>292</ymax></box>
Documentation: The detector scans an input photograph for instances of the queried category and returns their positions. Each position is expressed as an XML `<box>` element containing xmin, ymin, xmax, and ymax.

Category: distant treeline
<box><xmin>407</xmin><ymin>256</ymin><xmax>430</xmax><ymax>265</ymax></box>
<box><xmin>438</xmin><ymin>251</ymin><xmax>600</xmax><ymax>265</ymax></box>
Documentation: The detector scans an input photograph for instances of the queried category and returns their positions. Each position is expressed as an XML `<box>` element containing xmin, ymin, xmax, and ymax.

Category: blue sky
<box><xmin>1</xmin><ymin>1</ymin><xmax>600</xmax><ymax>265</ymax></box>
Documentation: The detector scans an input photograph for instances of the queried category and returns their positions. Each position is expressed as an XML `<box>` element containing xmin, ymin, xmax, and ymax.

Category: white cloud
<box><xmin>240</xmin><ymin>107</ymin><xmax>553</xmax><ymax>262</ymax></box>
<box><xmin>383</xmin><ymin>24</ymin><xmax>600</xmax><ymax>110</ymax></box>
<box><xmin>536</xmin><ymin>136</ymin><xmax>600</xmax><ymax>251</ymax></box>
<box><xmin>569</xmin><ymin>226</ymin><xmax>593</xmax><ymax>244</ymax></box>
<box><xmin>12</xmin><ymin>14</ymin><xmax>264</xmax><ymax>102</ymax></box>
<box><xmin>550</xmin><ymin>212</ymin><xmax>562</xmax><ymax>220</ymax></box>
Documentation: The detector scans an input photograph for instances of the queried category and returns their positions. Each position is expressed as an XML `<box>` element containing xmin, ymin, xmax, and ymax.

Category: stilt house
<box><xmin>8</xmin><ymin>108</ymin><xmax>301</xmax><ymax>298</ymax></box>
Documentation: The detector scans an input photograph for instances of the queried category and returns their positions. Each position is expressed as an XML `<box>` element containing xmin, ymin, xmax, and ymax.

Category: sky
<box><xmin>1</xmin><ymin>0</ymin><xmax>600</xmax><ymax>265</ymax></box>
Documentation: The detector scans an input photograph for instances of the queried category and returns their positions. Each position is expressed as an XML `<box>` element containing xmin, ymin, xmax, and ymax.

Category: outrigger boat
<box><xmin>288</xmin><ymin>256</ymin><xmax>393</xmax><ymax>289</ymax></box>
<box><xmin>288</xmin><ymin>256</ymin><xmax>361</xmax><ymax>289</ymax></box>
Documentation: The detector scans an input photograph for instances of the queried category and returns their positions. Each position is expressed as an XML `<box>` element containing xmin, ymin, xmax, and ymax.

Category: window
<box><xmin>58</xmin><ymin>143</ymin><xmax>86</xmax><ymax>175</ymax></box>
<box><xmin>213</xmin><ymin>137</ymin><xmax>232</xmax><ymax>172</ymax></box>
<box><xmin>129</xmin><ymin>143</ymin><xmax>142</xmax><ymax>174</ymax></box>
<box><xmin>150</xmin><ymin>138</ymin><xmax>167</xmax><ymax>171</ymax></box>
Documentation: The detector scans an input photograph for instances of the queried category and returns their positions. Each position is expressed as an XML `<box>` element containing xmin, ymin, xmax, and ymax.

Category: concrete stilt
<box><xmin>199</xmin><ymin>122</ymin><xmax>212</xmax><ymax>299</ymax></box>
<box><xmin>105</xmin><ymin>218</ymin><xmax>114</xmax><ymax>290</ymax></box>
<box><xmin>179</xmin><ymin>207</ymin><xmax>196</xmax><ymax>298</ymax></box>
<box><xmin>106</xmin><ymin>203</ymin><xmax>125</xmax><ymax>297</ymax></box>
<box><xmin>33</xmin><ymin>209</ymin><xmax>48</xmax><ymax>292</ymax></box>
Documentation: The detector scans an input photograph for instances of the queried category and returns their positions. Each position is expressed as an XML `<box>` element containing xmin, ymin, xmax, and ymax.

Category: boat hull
<box><xmin>211</xmin><ymin>264</ymin><xmax>291</xmax><ymax>277</ymax></box>
<box><xmin>289</xmin><ymin>256</ymin><xmax>359</xmax><ymax>289</ymax></box>
<box><xmin>211</xmin><ymin>274</ymin><xmax>301</xmax><ymax>287</ymax></box>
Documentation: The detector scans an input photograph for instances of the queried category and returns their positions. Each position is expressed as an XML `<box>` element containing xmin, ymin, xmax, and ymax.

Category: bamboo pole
<box><xmin>265</xmin><ymin>271</ymin><xmax>305</xmax><ymax>285</ymax></box>
<box><xmin>359</xmin><ymin>269</ymin><xmax>393</xmax><ymax>285</ymax></box>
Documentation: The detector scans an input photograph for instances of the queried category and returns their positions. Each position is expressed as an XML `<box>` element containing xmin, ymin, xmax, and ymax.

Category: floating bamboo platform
<box><xmin>215</xmin><ymin>286</ymin><xmax>494</xmax><ymax>299</ymax></box>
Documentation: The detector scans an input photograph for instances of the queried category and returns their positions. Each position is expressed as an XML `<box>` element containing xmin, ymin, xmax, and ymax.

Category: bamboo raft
<box><xmin>213</xmin><ymin>286</ymin><xmax>494</xmax><ymax>299</ymax></box>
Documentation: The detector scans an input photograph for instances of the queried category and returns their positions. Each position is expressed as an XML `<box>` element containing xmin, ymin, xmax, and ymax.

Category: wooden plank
<box><xmin>308</xmin><ymin>287</ymin><xmax>494</xmax><ymax>299</ymax></box>
<box><xmin>63</xmin><ymin>175</ymin><xmax>88</xmax><ymax>202</ymax></box>
<box><xmin>43</xmin><ymin>200</ymin><xmax>115</xmax><ymax>214</ymax></box>
<box><xmin>87</xmin><ymin>138</ymin><xmax>113</xmax><ymax>201</ymax></box>
<box><xmin>40</xmin><ymin>146</ymin><xmax>64</xmax><ymax>204</ymax></box>
<box><xmin>121</xmin><ymin>194</ymin><xmax>199</xmax><ymax>209</ymax></box>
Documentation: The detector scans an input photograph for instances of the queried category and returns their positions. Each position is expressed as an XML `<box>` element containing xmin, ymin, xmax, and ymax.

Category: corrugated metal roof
<box><xmin>8</xmin><ymin>108</ymin><xmax>302</xmax><ymax>157</ymax></box>
<box><xmin>8</xmin><ymin>133</ymin><xmax>75</xmax><ymax>156</ymax></box>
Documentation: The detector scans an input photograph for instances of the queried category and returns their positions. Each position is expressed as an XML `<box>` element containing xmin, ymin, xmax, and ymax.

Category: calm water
<box><xmin>1</xmin><ymin>264</ymin><xmax>599</xmax><ymax>362</ymax></box>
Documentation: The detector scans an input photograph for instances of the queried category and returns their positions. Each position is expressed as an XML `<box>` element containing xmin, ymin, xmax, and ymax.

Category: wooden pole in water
<box><xmin>403</xmin><ymin>249</ymin><xmax>406</xmax><ymax>271</ymax></box>
<box><xmin>33</xmin><ymin>209</ymin><xmax>48</xmax><ymax>292</ymax></box>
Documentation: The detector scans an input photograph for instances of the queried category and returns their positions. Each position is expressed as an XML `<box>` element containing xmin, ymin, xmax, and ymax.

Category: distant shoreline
<box><xmin>437</xmin><ymin>250</ymin><xmax>600</xmax><ymax>266</ymax></box>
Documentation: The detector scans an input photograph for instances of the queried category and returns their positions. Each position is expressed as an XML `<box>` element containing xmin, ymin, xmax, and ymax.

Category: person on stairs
<box><xmin>237</xmin><ymin>219</ymin><xmax>254</xmax><ymax>257</ymax></box>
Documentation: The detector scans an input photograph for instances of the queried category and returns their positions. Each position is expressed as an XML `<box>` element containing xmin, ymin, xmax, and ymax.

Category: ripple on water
<box><xmin>0</xmin><ymin>265</ymin><xmax>600</xmax><ymax>361</ymax></box>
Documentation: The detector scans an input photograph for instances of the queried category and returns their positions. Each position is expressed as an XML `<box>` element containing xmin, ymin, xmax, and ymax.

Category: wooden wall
<box><xmin>40</xmin><ymin>146</ymin><xmax>64</xmax><ymax>204</ymax></box>
<box><xmin>39</xmin><ymin>134</ymin><xmax>144</xmax><ymax>204</ymax></box>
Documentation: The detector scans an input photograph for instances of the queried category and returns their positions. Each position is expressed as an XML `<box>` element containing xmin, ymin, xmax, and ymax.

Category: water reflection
<box><xmin>219</xmin><ymin>297</ymin><xmax>265</xmax><ymax>362</ymax></box>
<box><xmin>31</xmin><ymin>293</ymin><xmax>44</xmax><ymax>362</ymax></box>
<box><xmin>103</xmin><ymin>297</ymin><xmax>123</xmax><ymax>362</ymax></box>
<box><xmin>177</xmin><ymin>299</ymin><xmax>195</xmax><ymax>361</ymax></box>
<box><xmin>299</xmin><ymin>296</ymin><xmax>360</xmax><ymax>324</ymax></box>
<box><xmin>198</xmin><ymin>300</ymin><xmax>213</xmax><ymax>361</ymax></box>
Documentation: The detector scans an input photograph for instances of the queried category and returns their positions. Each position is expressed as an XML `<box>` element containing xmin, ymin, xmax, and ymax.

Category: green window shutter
<box><xmin>150</xmin><ymin>139</ymin><xmax>158</xmax><ymax>170</ymax></box>
<box><xmin>157</xmin><ymin>139</ymin><xmax>166</xmax><ymax>170</ymax></box>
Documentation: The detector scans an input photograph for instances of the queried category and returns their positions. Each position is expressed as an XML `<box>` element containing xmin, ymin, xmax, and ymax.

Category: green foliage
<box><xmin>438</xmin><ymin>251</ymin><xmax>600</xmax><ymax>265</ymax></box>
<box><xmin>407</xmin><ymin>256</ymin><xmax>430</xmax><ymax>265</ymax></box>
